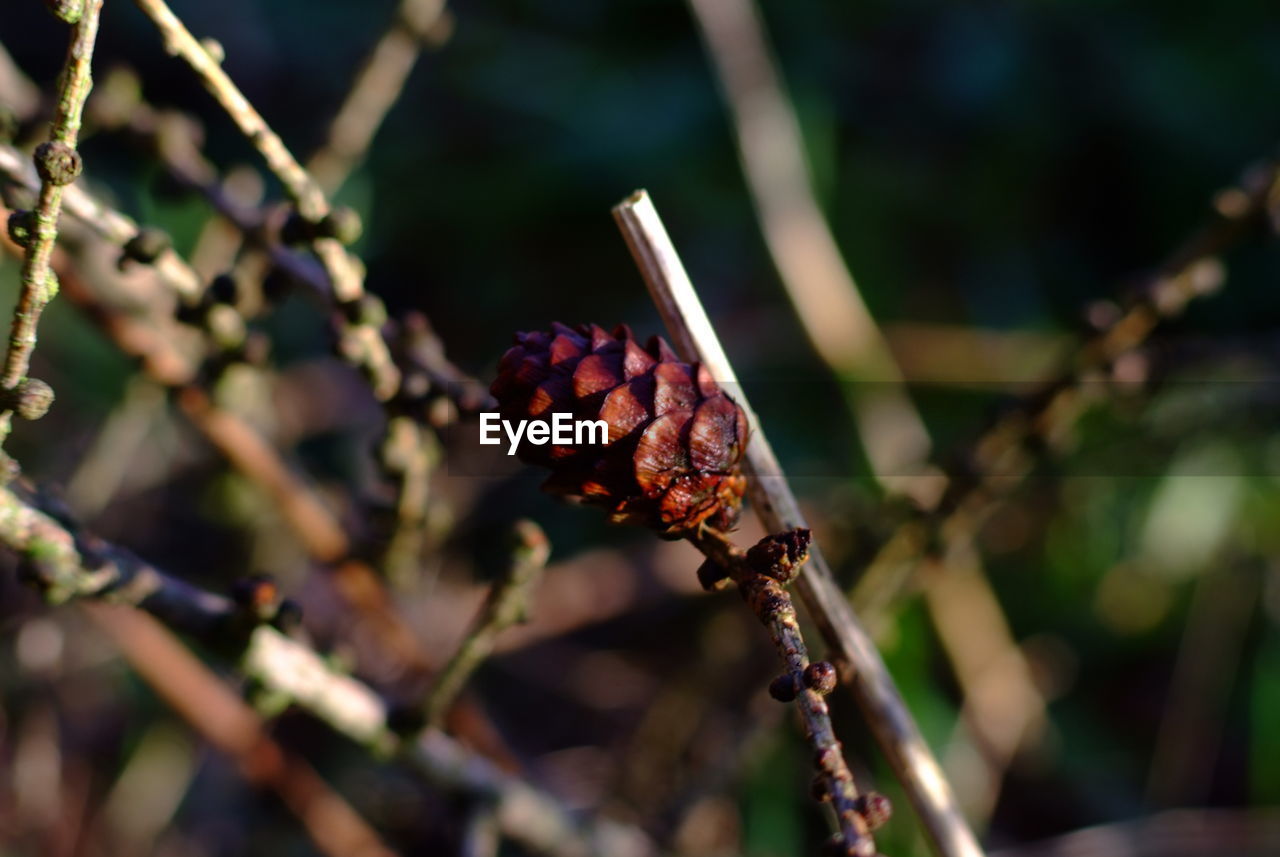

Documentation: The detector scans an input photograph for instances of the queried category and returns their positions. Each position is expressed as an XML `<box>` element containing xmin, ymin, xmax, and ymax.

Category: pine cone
<box><xmin>491</xmin><ymin>322</ymin><xmax>749</xmax><ymax>535</ymax></box>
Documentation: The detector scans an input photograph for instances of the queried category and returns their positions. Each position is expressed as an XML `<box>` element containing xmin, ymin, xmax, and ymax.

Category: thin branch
<box><xmin>131</xmin><ymin>0</ymin><xmax>325</xmax><ymax>223</ymax></box>
<box><xmin>683</xmin><ymin>5</ymin><xmax>1062</xmax><ymax>828</ymax></box>
<box><xmin>87</xmin><ymin>604</ymin><xmax>402</xmax><ymax>857</ymax></box>
<box><xmin>7</xmin><ymin>234</ymin><xmax>198</xmax><ymax>386</ymax></box>
<box><xmin>92</xmin><ymin>85</ymin><xmax>490</xmax><ymax>411</ymax></box>
<box><xmin>852</xmin><ymin>156</ymin><xmax>1280</xmax><ymax>625</ymax></box>
<box><xmin>1</xmin><ymin>0</ymin><xmax>104</xmax><ymax>444</ymax></box>
<box><xmin>0</xmin><ymin>195</ymin><xmax>350</xmax><ymax>563</ymax></box>
<box><xmin>425</xmin><ymin>519</ymin><xmax>550</xmax><ymax>727</ymax></box>
<box><xmin>0</xmin><ymin>142</ymin><xmax>202</xmax><ymax>298</ymax></box>
<box><xmin>79</xmin><ymin>89</ymin><xmax>492</xmax><ymax>593</ymax></box>
<box><xmin>7</xmin><ymin>97</ymin><xmax>487</xmax><ymax>411</ymax></box>
<box><xmin>0</xmin><ymin>481</ymin><xmax>655</xmax><ymax>857</ymax></box>
<box><xmin>0</xmin><ymin>200</ymin><xmax>438</xmax><ymax>685</ymax></box>
<box><xmin>0</xmin><ymin>167</ymin><xmax>471</xmax><ymax>697</ymax></box>
<box><xmin>131</xmin><ymin>0</ymin><xmax>400</xmax><ymax>396</ymax></box>
<box><xmin>307</xmin><ymin>0</ymin><xmax>452</xmax><ymax>194</ymax></box>
<box><xmin>926</xmin><ymin>551</ymin><xmax>1049</xmax><ymax>824</ymax></box>
<box><xmin>175</xmin><ymin>386</ymin><xmax>352</xmax><ymax>563</ymax></box>
<box><xmin>377</xmin><ymin>415</ymin><xmax>438</xmax><ymax>588</ymax></box>
<box><xmin>0</xmin><ymin>481</ymin><xmax>238</xmax><ymax>632</ymax></box>
<box><xmin>613</xmin><ymin>189</ymin><xmax>985</xmax><ymax>857</ymax></box>
<box><xmin>690</xmin><ymin>526</ymin><xmax>880</xmax><ymax>856</ymax></box>
<box><xmin>686</xmin><ymin>0</ymin><xmax>934</xmax><ymax>496</ymax></box>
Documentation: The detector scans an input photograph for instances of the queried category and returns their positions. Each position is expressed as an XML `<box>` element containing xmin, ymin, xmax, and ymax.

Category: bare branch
<box><xmin>0</xmin><ymin>482</ymin><xmax>655</xmax><ymax>857</ymax></box>
<box><xmin>852</xmin><ymin>156</ymin><xmax>1280</xmax><ymax>625</ymax></box>
<box><xmin>88</xmin><ymin>604</ymin><xmax>402</xmax><ymax>857</ymax></box>
<box><xmin>425</xmin><ymin>519</ymin><xmax>550</xmax><ymax>727</ymax></box>
<box><xmin>130</xmin><ymin>0</ymin><xmax>326</xmax><ymax>223</ymax></box>
<box><xmin>686</xmin><ymin>0</ymin><xmax>934</xmax><ymax>496</ymax></box>
<box><xmin>613</xmin><ymin>189</ymin><xmax>985</xmax><ymax>857</ymax></box>
<box><xmin>0</xmin><ymin>141</ymin><xmax>202</xmax><ymax>297</ymax></box>
<box><xmin>1</xmin><ymin>0</ymin><xmax>104</xmax><ymax>446</ymax></box>
<box><xmin>690</xmin><ymin>526</ymin><xmax>881</xmax><ymax>856</ymax></box>
<box><xmin>308</xmin><ymin>0</ymin><xmax>452</xmax><ymax>194</ymax></box>
<box><xmin>131</xmin><ymin>0</ymin><xmax>399</xmax><ymax>396</ymax></box>
<box><xmin>0</xmin><ymin>151</ymin><xmax>455</xmax><ymax>700</ymax></box>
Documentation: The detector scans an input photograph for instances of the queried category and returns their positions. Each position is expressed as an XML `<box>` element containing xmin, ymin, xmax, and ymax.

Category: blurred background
<box><xmin>2</xmin><ymin>0</ymin><xmax>1280</xmax><ymax>855</ymax></box>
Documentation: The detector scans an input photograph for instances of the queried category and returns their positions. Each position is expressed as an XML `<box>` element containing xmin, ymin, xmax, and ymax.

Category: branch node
<box><xmin>230</xmin><ymin>574</ymin><xmax>300</xmax><ymax>630</ymax></box>
<box><xmin>804</xmin><ymin>660</ymin><xmax>838</xmax><ymax>695</ymax></box>
<box><xmin>319</xmin><ymin>206</ymin><xmax>363</xmax><ymax>245</ymax></box>
<box><xmin>854</xmin><ymin>792</ymin><xmax>894</xmax><ymax>832</ymax></box>
<box><xmin>744</xmin><ymin>526</ymin><xmax>811</xmax><ymax>582</ymax></box>
<box><xmin>7</xmin><ymin>209</ymin><xmax>34</xmax><ymax>247</ymax></box>
<box><xmin>34</xmin><ymin>140</ymin><xmax>82</xmax><ymax>186</ymax></box>
<box><xmin>200</xmin><ymin>37</ymin><xmax>225</xmax><ymax>64</ymax></box>
<box><xmin>2</xmin><ymin>378</ymin><xmax>56</xmax><ymax>421</ymax></box>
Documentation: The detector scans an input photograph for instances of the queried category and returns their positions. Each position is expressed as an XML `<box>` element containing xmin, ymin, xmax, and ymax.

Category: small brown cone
<box><xmin>491</xmin><ymin>323</ymin><xmax>749</xmax><ymax>535</ymax></box>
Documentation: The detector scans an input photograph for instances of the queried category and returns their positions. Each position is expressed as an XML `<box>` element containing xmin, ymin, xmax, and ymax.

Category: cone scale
<box><xmin>491</xmin><ymin>323</ymin><xmax>749</xmax><ymax>535</ymax></box>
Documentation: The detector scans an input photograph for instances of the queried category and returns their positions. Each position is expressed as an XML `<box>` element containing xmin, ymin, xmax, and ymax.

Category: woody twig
<box><xmin>614</xmin><ymin>189</ymin><xmax>985</xmax><ymax>857</ymax></box>
<box><xmin>851</xmin><ymin>155</ymin><xmax>1280</xmax><ymax>625</ymax></box>
<box><xmin>0</xmin><ymin>480</ymin><xmax>656</xmax><ymax>857</ymax></box>
<box><xmin>1</xmin><ymin>0</ymin><xmax>104</xmax><ymax>449</ymax></box>
<box><xmin>307</xmin><ymin>0</ymin><xmax>453</xmax><ymax>194</ymax></box>
<box><xmin>132</xmin><ymin>0</ymin><xmax>398</xmax><ymax>397</ymax></box>
<box><xmin>424</xmin><ymin>519</ymin><xmax>549</xmax><ymax>727</ymax></box>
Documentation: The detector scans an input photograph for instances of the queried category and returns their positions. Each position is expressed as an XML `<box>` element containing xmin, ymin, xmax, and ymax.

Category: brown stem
<box><xmin>851</xmin><ymin>156</ymin><xmax>1280</xmax><ymax>626</ymax></box>
<box><xmin>176</xmin><ymin>385</ymin><xmax>351</xmax><ymax>563</ymax></box>
<box><xmin>689</xmin><ymin>525</ymin><xmax>878</xmax><ymax>856</ymax></box>
<box><xmin>307</xmin><ymin>0</ymin><xmax>452</xmax><ymax>194</ymax></box>
<box><xmin>686</xmin><ymin>0</ymin><xmax>934</xmax><ymax>498</ymax></box>
<box><xmin>88</xmin><ymin>604</ymin><xmax>401</xmax><ymax>857</ymax></box>
<box><xmin>614</xmin><ymin>189</ymin><xmax>983</xmax><ymax>857</ymax></box>
<box><xmin>132</xmin><ymin>0</ymin><xmax>400</xmax><ymax>397</ymax></box>
<box><xmin>425</xmin><ymin>520</ymin><xmax>550</xmax><ymax>727</ymax></box>
<box><xmin>0</xmin><ymin>481</ymin><xmax>656</xmax><ymax>857</ymax></box>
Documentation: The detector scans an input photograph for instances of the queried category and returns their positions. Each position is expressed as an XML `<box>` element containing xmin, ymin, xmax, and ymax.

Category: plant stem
<box><xmin>851</xmin><ymin>156</ymin><xmax>1280</xmax><ymax>626</ymax></box>
<box><xmin>425</xmin><ymin>519</ymin><xmax>549</xmax><ymax>727</ymax></box>
<box><xmin>88</xmin><ymin>603</ymin><xmax>401</xmax><ymax>857</ymax></box>
<box><xmin>1</xmin><ymin>0</ymin><xmax>104</xmax><ymax>445</ymax></box>
<box><xmin>0</xmin><ymin>482</ymin><xmax>654</xmax><ymax>857</ymax></box>
<box><xmin>686</xmin><ymin>0</ymin><xmax>934</xmax><ymax>498</ymax></box>
<box><xmin>689</xmin><ymin>526</ymin><xmax>877</xmax><ymax>855</ymax></box>
<box><xmin>0</xmin><ymin>142</ymin><xmax>201</xmax><ymax>297</ymax></box>
<box><xmin>132</xmin><ymin>0</ymin><xmax>325</xmax><ymax>222</ymax></box>
<box><xmin>308</xmin><ymin>0</ymin><xmax>451</xmax><ymax>194</ymax></box>
<box><xmin>132</xmin><ymin>0</ymin><xmax>400</xmax><ymax>397</ymax></box>
<box><xmin>613</xmin><ymin>189</ymin><xmax>986</xmax><ymax>857</ymax></box>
